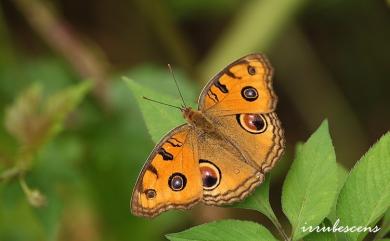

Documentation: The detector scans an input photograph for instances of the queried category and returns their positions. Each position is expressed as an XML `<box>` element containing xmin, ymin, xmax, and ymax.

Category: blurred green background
<box><xmin>0</xmin><ymin>0</ymin><xmax>389</xmax><ymax>240</ymax></box>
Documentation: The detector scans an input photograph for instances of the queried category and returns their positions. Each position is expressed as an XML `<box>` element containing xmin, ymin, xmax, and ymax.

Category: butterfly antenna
<box><xmin>142</xmin><ymin>96</ymin><xmax>183</xmax><ymax>111</ymax></box>
<box><xmin>168</xmin><ymin>64</ymin><xmax>187</xmax><ymax>108</ymax></box>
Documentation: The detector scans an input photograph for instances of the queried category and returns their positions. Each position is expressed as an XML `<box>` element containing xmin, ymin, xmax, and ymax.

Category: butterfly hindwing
<box><xmin>209</xmin><ymin>112</ymin><xmax>285</xmax><ymax>172</ymax></box>
<box><xmin>131</xmin><ymin>125</ymin><xmax>202</xmax><ymax>217</ymax></box>
<box><xmin>195</xmin><ymin>132</ymin><xmax>264</xmax><ymax>205</ymax></box>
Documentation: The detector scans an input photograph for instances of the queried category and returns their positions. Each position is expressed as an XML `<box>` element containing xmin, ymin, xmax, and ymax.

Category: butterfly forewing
<box><xmin>131</xmin><ymin>125</ymin><xmax>202</xmax><ymax>218</ymax></box>
<box><xmin>198</xmin><ymin>53</ymin><xmax>277</xmax><ymax>115</ymax></box>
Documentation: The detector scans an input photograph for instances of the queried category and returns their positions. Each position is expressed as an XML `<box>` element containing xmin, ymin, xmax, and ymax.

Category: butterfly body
<box><xmin>182</xmin><ymin>107</ymin><xmax>215</xmax><ymax>133</ymax></box>
<box><xmin>131</xmin><ymin>53</ymin><xmax>285</xmax><ymax>218</ymax></box>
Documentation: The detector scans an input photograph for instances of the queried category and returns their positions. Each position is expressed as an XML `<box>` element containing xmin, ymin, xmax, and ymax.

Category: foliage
<box><xmin>0</xmin><ymin>63</ymin><xmax>195</xmax><ymax>241</ymax></box>
<box><xmin>303</xmin><ymin>219</ymin><xmax>336</xmax><ymax>241</ymax></box>
<box><xmin>124</xmin><ymin>77</ymin><xmax>195</xmax><ymax>143</ymax></box>
<box><xmin>281</xmin><ymin>121</ymin><xmax>338</xmax><ymax>240</ymax></box>
<box><xmin>336</xmin><ymin>133</ymin><xmax>390</xmax><ymax>241</ymax></box>
<box><xmin>166</xmin><ymin>220</ymin><xmax>278</xmax><ymax>241</ymax></box>
<box><xmin>0</xmin><ymin>80</ymin><xmax>91</xmax><ymax>240</ymax></box>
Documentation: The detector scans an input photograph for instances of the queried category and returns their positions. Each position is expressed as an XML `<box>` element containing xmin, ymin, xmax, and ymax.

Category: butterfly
<box><xmin>131</xmin><ymin>53</ymin><xmax>285</xmax><ymax>218</ymax></box>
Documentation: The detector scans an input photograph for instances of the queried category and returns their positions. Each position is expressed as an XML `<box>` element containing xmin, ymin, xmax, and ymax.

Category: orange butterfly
<box><xmin>131</xmin><ymin>53</ymin><xmax>285</xmax><ymax>217</ymax></box>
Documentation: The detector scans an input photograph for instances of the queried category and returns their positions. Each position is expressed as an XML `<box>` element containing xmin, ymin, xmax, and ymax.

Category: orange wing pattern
<box><xmin>131</xmin><ymin>125</ymin><xmax>202</xmax><ymax>217</ymax></box>
<box><xmin>196</xmin><ymin>133</ymin><xmax>264</xmax><ymax>205</ymax></box>
<box><xmin>198</xmin><ymin>53</ymin><xmax>277</xmax><ymax>116</ymax></box>
<box><xmin>211</xmin><ymin>112</ymin><xmax>285</xmax><ymax>173</ymax></box>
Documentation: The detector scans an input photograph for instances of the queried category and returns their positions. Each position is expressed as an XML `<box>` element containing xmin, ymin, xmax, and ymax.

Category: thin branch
<box><xmin>267</xmin><ymin>212</ymin><xmax>290</xmax><ymax>241</ymax></box>
<box><xmin>12</xmin><ymin>0</ymin><xmax>111</xmax><ymax>110</ymax></box>
<box><xmin>0</xmin><ymin>166</ymin><xmax>23</xmax><ymax>182</ymax></box>
<box><xmin>19</xmin><ymin>175</ymin><xmax>47</xmax><ymax>207</ymax></box>
<box><xmin>0</xmin><ymin>156</ymin><xmax>30</xmax><ymax>183</ymax></box>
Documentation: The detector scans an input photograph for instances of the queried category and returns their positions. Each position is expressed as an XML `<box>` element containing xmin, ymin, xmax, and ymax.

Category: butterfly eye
<box><xmin>236</xmin><ymin>113</ymin><xmax>267</xmax><ymax>134</ymax></box>
<box><xmin>168</xmin><ymin>173</ymin><xmax>187</xmax><ymax>191</ymax></box>
<box><xmin>145</xmin><ymin>189</ymin><xmax>157</xmax><ymax>199</ymax></box>
<box><xmin>247</xmin><ymin>65</ymin><xmax>256</xmax><ymax>75</ymax></box>
<box><xmin>199</xmin><ymin>160</ymin><xmax>221</xmax><ymax>190</ymax></box>
<box><xmin>241</xmin><ymin>86</ymin><xmax>258</xmax><ymax>102</ymax></box>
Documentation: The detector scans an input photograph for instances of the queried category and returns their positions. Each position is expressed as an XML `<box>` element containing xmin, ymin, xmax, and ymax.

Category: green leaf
<box><xmin>303</xmin><ymin>219</ymin><xmax>336</xmax><ymax>241</ymax></box>
<box><xmin>4</xmin><ymin>82</ymin><xmax>91</xmax><ymax>154</ymax></box>
<box><xmin>5</xmin><ymin>84</ymin><xmax>43</xmax><ymax>146</ymax></box>
<box><xmin>166</xmin><ymin>220</ymin><xmax>278</xmax><ymax>241</ymax></box>
<box><xmin>124</xmin><ymin>77</ymin><xmax>185</xmax><ymax>143</ymax></box>
<box><xmin>235</xmin><ymin>173</ymin><xmax>278</xmax><ymax>222</ymax></box>
<box><xmin>336</xmin><ymin>132</ymin><xmax>390</xmax><ymax>241</ymax></box>
<box><xmin>124</xmin><ymin>65</ymin><xmax>198</xmax><ymax>104</ymax></box>
<box><xmin>123</xmin><ymin>64</ymin><xmax>199</xmax><ymax>144</ymax></box>
<box><xmin>328</xmin><ymin>164</ymin><xmax>348</xmax><ymax>222</ymax></box>
<box><xmin>44</xmin><ymin>81</ymin><xmax>92</xmax><ymax>140</ymax></box>
<box><xmin>282</xmin><ymin>120</ymin><xmax>338</xmax><ymax>241</ymax></box>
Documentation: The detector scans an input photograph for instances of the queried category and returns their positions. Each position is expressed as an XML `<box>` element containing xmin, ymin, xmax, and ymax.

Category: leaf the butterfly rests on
<box><xmin>124</xmin><ymin>78</ymin><xmax>184</xmax><ymax>143</ymax></box>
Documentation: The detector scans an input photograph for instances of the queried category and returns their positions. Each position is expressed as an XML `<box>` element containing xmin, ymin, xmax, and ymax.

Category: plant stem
<box><xmin>269</xmin><ymin>215</ymin><xmax>290</xmax><ymax>241</ymax></box>
<box><xmin>12</xmin><ymin>0</ymin><xmax>111</xmax><ymax>110</ymax></box>
<box><xmin>18</xmin><ymin>175</ymin><xmax>29</xmax><ymax>194</ymax></box>
<box><xmin>0</xmin><ymin>166</ymin><xmax>22</xmax><ymax>182</ymax></box>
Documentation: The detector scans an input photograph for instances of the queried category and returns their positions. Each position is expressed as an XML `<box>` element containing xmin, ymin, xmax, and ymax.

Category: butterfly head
<box><xmin>182</xmin><ymin>106</ymin><xmax>194</xmax><ymax>120</ymax></box>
